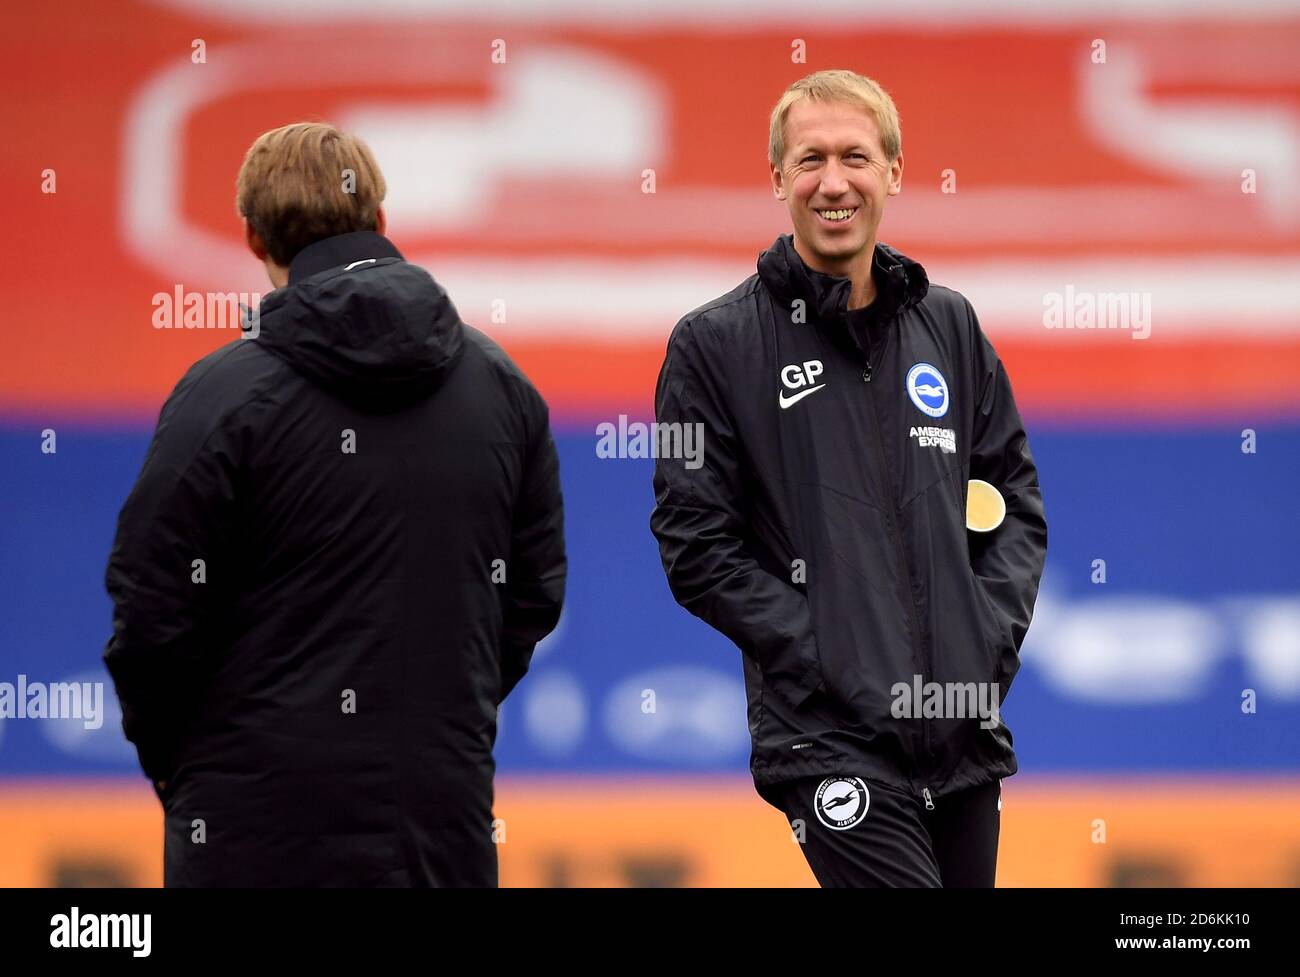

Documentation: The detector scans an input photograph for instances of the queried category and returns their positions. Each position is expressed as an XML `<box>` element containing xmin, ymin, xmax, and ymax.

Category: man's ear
<box><xmin>244</xmin><ymin>218</ymin><xmax>269</xmax><ymax>261</ymax></box>
<box><xmin>887</xmin><ymin>151</ymin><xmax>904</xmax><ymax>196</ymax></box>
<box><xmin>375</xmin><ymin>205</ymin><xmax>387</xmax><ymax>236</ymax></box>
<box><xmin>770</xmin><ymin>163</ymin><xmax>787</xmax><ymax>201</ymax></box>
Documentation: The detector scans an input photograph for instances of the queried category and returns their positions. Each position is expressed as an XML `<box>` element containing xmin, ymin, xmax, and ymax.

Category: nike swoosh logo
<box><xmin>778</xmin><ymin>384</ymin><xmax>827</xmax><ymax>409</ymax></box>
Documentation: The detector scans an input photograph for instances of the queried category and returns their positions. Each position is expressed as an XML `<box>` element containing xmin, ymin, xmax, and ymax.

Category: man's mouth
<box><xmin>815</xmin><ymin>207</ymin><xmax>858</xmax><ymax>224</ymax></box>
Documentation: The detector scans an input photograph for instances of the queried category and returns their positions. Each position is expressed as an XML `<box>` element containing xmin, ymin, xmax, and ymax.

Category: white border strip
<box><xmin>421</xmin><ymin>254</ymin><xmax>1300</xmax><ymax>340</ymax></box>
<box><xmin>148</xmin><ymin>0</ymin><xmax>1300</xmax><ymax>26</ymax></box>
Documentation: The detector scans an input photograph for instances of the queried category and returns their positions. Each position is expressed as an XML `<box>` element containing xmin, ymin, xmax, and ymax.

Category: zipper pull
<box><xmin>862</xmin><ymin>363</ymin><xmax>873</xmax><ymax>383</ymax></box>
<box><xmin>923</xmin><ymin>787</ymin><xmax>935</xmax><ymax>811</ymax></box>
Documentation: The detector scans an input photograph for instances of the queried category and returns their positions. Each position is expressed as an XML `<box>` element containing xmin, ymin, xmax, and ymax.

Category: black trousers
<box><xmin>758</xmin><ymin>775</ymin><xmax>1002</xmax><ymax>887</ymax></box>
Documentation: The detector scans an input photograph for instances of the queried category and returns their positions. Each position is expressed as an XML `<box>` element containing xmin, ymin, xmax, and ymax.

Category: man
<box><xmin>104</xmin><ymin>122</ymin><xmax>565</xmax><ymax>887</ymax></box>
<box><xmin>650</xmin><ymin>70</ymin><xmax>1047</xmax><ymax>887</ymax></box>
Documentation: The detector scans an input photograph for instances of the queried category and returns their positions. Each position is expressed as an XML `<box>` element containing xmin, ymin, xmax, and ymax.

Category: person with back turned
<box><xmin>104</xmin><ymin>122</ymin><xmax>566</xmax><ymax>887</ymax></box>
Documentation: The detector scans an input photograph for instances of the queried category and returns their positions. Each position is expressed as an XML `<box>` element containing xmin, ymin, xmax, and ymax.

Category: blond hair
<box><xmin>235</xmin><ymin>122</ymin><xmax>387</xmax><ymax>266</ymax></box>
<box><xmin>768</xmin><ymin>70</ymin><xmax>901</xmax><ymax>167</ymax></box>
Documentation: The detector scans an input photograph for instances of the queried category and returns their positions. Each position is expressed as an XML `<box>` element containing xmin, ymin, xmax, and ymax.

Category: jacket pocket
<box><xmin>754</xmin><ymin>594</ymin><xmax>825</xmax><ymax>711</ymax></box>
<box><xmin>972</xmin><ymin>574</ymin><xmax>1008</xmax><ymax>676</ymax></box>
<box><xmin>972</xmin><ymin>574</ymin><xmax>1020</xmax><ymax>704</ymax></box>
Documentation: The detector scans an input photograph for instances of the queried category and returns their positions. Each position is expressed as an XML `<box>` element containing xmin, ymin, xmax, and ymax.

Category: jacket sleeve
<box><xmin>103</xmin><ymin>368</ymin><xmax>240</xmax><ymax>788</ymax></box>
<box><xmin>650</xmin><ymin>317</ymin><xmax>823</xmax><ymax>709</ymax></box>
<box><xmin>966</xmin><ymin>304</ymin><xmax>1048</xmax><ymax>660</ymax></box>
<box><xmin>498</xmin><ymin>388</ymin><xmax>567</xmax><ymax>702</ymax></box>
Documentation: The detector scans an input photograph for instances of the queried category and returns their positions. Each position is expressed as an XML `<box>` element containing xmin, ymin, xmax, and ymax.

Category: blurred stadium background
<box><xmin>2</xmin><ymin>0</ymin><xmax>1298</xmax><ymax>886</ymax></box>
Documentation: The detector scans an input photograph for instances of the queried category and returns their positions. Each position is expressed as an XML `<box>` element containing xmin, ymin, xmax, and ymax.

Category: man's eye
<box><xmin>800</xmin><ymin>155</ymin><xmax>819</xmax><ymax>164</ymax></box>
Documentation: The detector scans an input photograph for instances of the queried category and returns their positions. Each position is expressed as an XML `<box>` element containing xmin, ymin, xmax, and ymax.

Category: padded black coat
<box><xmin>104</xmin><ymin>231</ymin><xmax>565</xmax><ymax>886</ymax></box>
<box><xmin>651</xmin><ymin>234</ymin><xmax>1047</xmax><ymax>805</ymax></box>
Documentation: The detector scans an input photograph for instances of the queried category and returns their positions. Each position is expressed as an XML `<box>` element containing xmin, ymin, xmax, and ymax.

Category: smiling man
<box><xmin>650</xmin><ymin>70</ymin><xmax>1048</xmax><ymax>887</ymax></box>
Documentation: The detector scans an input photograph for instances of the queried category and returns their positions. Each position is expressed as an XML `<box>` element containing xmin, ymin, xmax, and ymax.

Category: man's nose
<box><xmin>819</xmin><ymin>160</ymin><xmax>850</xmax><ymax>197</ymax></box>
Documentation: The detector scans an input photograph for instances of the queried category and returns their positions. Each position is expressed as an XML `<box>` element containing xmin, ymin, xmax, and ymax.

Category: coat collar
<box><xmin>756</xmin><ymin>233</ymin><xmax>929</xmax><ymax>327</ymax></box>
<box><xmin>288</xmin><ymin>230</ymin><xmax>404</xmax><ymax>284</ymax></box>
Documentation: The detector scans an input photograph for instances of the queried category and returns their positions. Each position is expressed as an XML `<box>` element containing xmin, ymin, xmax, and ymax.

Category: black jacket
<box><xmin>651</xmin><ymin>234</ymin><xmax>1046</xmax><ymax>802</ymax></box>
<box><xmin>103</xmin><ymin>231</ymin><xmax>565</xmax><ymax>886</ymax></box>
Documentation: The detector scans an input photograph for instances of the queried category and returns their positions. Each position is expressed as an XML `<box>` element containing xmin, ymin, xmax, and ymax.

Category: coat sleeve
<box><xmin>103</xmin><ymin>365</ymin><xmax>242</xmax><ymax>788</ymax></box>
<box><xmin>649</xmin><ymin>316</ymin><xmax>824</xmax><ymax>709</ymax></box>
<box><xmin>966</xmin><ymin>303</ymin><xmax>1048</xmax><ymax>661</ymax></box>
<box><xmin>498</xmin><ymin>388</ymin><xmax>567</xmax><ymax>702</ymax></box>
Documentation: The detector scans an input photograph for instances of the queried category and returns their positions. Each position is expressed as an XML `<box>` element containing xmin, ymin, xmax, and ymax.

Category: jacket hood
<box><xmin>255</xmin><ymin>231</ymin><xmax>465</xmax><ymax>411</ymax></box>
<box><xmin>756</xmin><ymin>233</ymin><xmax>930</xmax><ymax>326</ymax></box>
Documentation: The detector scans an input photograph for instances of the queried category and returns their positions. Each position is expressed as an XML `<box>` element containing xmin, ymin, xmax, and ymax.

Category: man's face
<box><xmin>770</xmin><ymin>98</ymin><xmax>903</xmax><ymax>271</ymax></box>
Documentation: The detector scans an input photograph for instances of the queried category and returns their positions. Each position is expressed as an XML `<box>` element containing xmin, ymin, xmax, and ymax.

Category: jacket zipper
<box><xmin>860</xmin><ymin>333</ymin><xmax>936</xmax><ymax>808</ymax></box>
